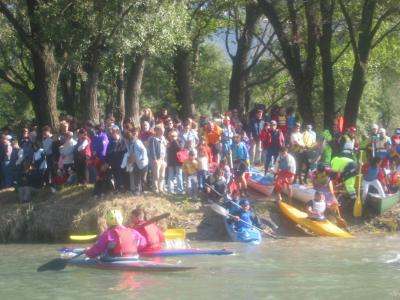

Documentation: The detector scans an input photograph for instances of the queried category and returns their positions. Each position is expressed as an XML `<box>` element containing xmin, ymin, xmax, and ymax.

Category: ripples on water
<box><xmin>1</xmin><ymin>235</ymin><xmax>400</xmax><ymax>300</ymax></box>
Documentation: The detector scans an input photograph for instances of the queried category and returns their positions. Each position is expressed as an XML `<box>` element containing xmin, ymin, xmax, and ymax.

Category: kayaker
<box><xmin>330</xmin><ymin>156</ymin><xmax>359</xmax><ymax>203</ymax></box>
<box><xmin>274</xmin><ymin>146</ymin><xmax>296</xmax><ymax>203</ymax></box>
<box><xmin>85</xmin><ymin>209</ymin><xmax>146</xmax><ymax>258</ymax></box>
<box><xmin>130</xmin><ymin>207</ymin><xmax>165</xmax><ymax>250</ymax></box>
<box><xmin>307</xmin><ymin>191</ymin><xmax>326</xmax><ymax>221</ymax></box>
<box><xmin>311</xmin><ymin>162</ymin><xmax>339</xmax><ymax>211</ymax></box>
<box><xmin>232</xmin><ymin>200</ymin><xmax>253</xmax><ymax>230</ymax></box>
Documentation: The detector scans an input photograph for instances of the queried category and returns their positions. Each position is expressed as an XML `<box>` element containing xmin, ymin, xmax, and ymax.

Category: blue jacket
<box><xmin>127</xmin><ymin>139</ymin><xmax>148</xmax><ymax>170</ymax></box>
<box><xmin>249</xmin><ymin>118</ymin><xmax>264</xmax><ymax>141</ymax></box>
<box><xmin>231</xmin><ymin>142</ymin><xmax>249</xmax><ymax>162</ymax></box>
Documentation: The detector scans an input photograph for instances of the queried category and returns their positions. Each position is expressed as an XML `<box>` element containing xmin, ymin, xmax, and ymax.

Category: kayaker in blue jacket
<box><xmin>233</xmin><ymin>200</ymin><xmax>253</xmax><ymax>230</ymax></box>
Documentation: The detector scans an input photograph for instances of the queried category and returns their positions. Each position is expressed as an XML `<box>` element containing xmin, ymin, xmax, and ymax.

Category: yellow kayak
<box><xmin>278</xmin><ymin>201</ymin><xmax>353</xmax><ymax>238</ymax></box>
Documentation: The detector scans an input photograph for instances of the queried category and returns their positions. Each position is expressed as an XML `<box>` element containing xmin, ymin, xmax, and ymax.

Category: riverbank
<box><xmin>0</xmin><ymin>186</ymin><xmax>399</xmax><ymax>242</ymax></box>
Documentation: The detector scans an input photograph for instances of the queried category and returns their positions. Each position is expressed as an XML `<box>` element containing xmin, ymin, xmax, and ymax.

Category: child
<box><xmin>88</xmin><ymin>157</ymin><xmax>114</xmax><ymax>198</ymax></box>
<box><xmin>307</xmin><ymin>191</ymin><xmax>326</xmax><ymax>221</ymax></box>
<box><xmin>197</xmin><ymin>147</ymin><xmax>209</xmax><ymax>191</ymax></box>
<box><xmin>182</xmin><ymin>150</ymin><xmax>199</xmax><ymax>198</ymax></box>
<box><xmin>274</xmin><ymin>146</ymin><xmax>296</xmax><ymax>202</ymax></box>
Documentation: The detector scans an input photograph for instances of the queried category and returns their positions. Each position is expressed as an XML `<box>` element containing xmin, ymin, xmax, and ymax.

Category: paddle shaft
<box><xmin>136</xmin><ymin>213</ymin><xmax>170</xmax><ymax>228</ymax></box>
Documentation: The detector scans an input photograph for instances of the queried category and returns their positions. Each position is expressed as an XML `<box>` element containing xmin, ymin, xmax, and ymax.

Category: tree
<box><xmin>338</xmin><ymin>0</ymin><xmax>400</xmax><ymax>126</ymax></box>
<box><xmin>258</xmin><ymin>0</ymin><xmax>319</xmax><ymax>125</ymax></box>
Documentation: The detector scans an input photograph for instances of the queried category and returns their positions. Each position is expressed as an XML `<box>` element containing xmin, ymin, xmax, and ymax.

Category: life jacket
<box><xmin>135</xmin><ymin>222</ymin><xmax>163</xmax><ymax>249</ymax></box>
<box><xmin>341</xmin><ymin>135</ymin><xmax>355</xmax><ymax>154</ymax></box>
<box><xmin>310</xmin><ymin>200</ymin><xmax>326</xmax><ymax>220</ymax></box>
<box><xmin>110</xmin><ymin>227</ymin><xmax>137</xmax><ymax>257</ymax></box>
<box><xmin>364</xmin><ymin>166</ymin><xmax>380</xmax><ymax>182</ymax></box>
<box><xmin>375</xmin><ymin>136</ymin><xmax>391</xmax><ymax>153</ymax></box>
<box><xmin>278</xmin><ymin>155</ymin><xmax>290</xmax><ymax>171</ymax></box>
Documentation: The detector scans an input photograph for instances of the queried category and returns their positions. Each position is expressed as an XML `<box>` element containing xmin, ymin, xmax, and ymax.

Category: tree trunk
<box><xmin>343</xmin><ymin>62</ymin><xmax>367</xmax><ymax>126</ymax></box>
<box><xmin>295</xmin><ymin>78</ymin><xmax>315</xmax><ymax>126</ymax></box>
<box><xmin>115</xmin><ymin>60</ymin><xmax>125</xmax><ymax>125</ymax></box>
<box><xmin>228</xmin><ymin>3</ymin><xmax>261</xmax><ymax>113</ymax></box>
<box><xmin>174</xmin><ymin>47</ymin><xmax>195</xmax><ymax>118</ymax></box>
<box><xmin>31</xmin><ymin>45</ymin><xmax>61</xmax><ymax>131</ymax></box>
<box><xmin>125</xmin><ymin>55</ymin><xmax>145</xmax><ymax>125</ymax></box>
<box><xmin>60</xmin><ymin>68</ymin><xmax>77</xmax><ymax>117</ymax></box>
<box><xmin>319</xmin><ymin>0</ymin><xmax>336</xmax><ymax>130</ymax></box>
<box><xmin>81</xmin><ymin>60</ymin><xmax>100</xmax><ymax>123</ymax></box>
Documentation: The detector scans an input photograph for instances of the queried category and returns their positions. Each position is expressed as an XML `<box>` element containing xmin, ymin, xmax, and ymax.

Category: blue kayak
<box><xmin>60</xmin><ymin>247</ymin><xmax>234</xmax><ymax>257</ymax></box>
<box><xmin>223</xmin><ymin>217</ymin><xmax>262</xmax><ymax>245</ymax></box>
<box><xmin>67</xmin><ymin>257</ymin><xmax>195</xmax><ymax>272</ymax></box>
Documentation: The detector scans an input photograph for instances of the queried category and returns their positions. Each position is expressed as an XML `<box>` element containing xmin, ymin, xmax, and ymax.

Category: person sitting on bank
<box><xmin>307</xmin><ymin>191</ymin><xmax>327</xmax><ymax>221</ymax></box>
<box><xmin>85</xmin><ymin>209</ymin><xmax>146</xmax><ymax>258</ymax></box>
<box><xmin>274</xmin><ymin>146</ymin><xmax>296</xmax><ymax>203</ymax></box>
<box><xmin>130</xmin><ymin>207</ymin><xmax>165</xmax><ymax>251</ymax></box>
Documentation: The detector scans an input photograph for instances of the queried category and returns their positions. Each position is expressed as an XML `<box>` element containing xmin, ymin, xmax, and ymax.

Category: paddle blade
<box><xmin>164</xmin><ymin>228</ymin><xmax>186</xmax><ymax>240</ymax></box>
<box><xmin>37</xmin><ymin>258</ymin><xmax>69</xmax><ymax>272</ymax></box>
<box><xmin>210</xmin><ymin>203</ymin><xmax>229</xmax><ymax>217</ymax></box>
<box><xmin>69</xmin><ymin>235</ymin><xmax>97</xmax><ymax>241</ymax></box>
<box><xmin>353</xmin><ymin>197</ymin><xmax>362</xmax><ymax>217</ymax></box>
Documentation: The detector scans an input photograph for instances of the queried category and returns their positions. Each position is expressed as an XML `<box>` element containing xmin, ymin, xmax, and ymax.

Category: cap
<box><xmin>395</xmin><ymin>128</ymin><xmax>400</xmax><ymax>135</ymax></box>
<box><xmin>306</xmin><ymin>124</ymin><xmax>312</xmax><ymax>129</ymax></box>
<box><xmin>379</xmin><ymin>128</ymin><xmax>386</xmax><ymax>134</ymax></box>
<box><xmin>271</xmin><ymin>120</ymin><xmax>277</xmax><ymax>125</ymax></box>
<box><xmin>295</xmin><ymin>122</ymin><xmax>301</xmax><ymax>128</ymax></box>
<box><xmin>371</xmin><ymin>124</ymin><xmax>379</xmax><ymax>130</ymax></box>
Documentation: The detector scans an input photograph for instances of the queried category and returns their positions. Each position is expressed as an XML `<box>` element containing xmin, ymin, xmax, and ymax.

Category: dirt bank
<box><xmin>0</xmin><ymin>186</ymin><xmax>399</xmax><ymax>243</ymax></box>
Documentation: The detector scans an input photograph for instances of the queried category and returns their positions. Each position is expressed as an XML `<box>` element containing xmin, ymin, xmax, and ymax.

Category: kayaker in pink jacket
<box><xmin>85</xmin><ymin>209</ymin><xmax>147</xmax><ymax>258</ymax></box>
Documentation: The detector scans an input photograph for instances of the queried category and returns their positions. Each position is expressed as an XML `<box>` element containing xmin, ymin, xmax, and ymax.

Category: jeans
<box><xmin>167</xmin><ymin>166</ymin><xmax>183</xmax><ymax>193</ymax></box>
<box><xmin>197</xmin><ymin>170</ymin><xmax>208</xmax><ymax>190</ymax></box>
<box><xmin>1</xmin><ymin>160</ymin><xmax>12</xmax><ymax>188</ymax></box>
<box><xmin>186</xmin><ymin>175</ymin><xmax>198</xmax><ymax>198</ymax></box>
<box><xmin>265</xmin><ymin>148</ymin><xmax>279</xmax><ymax>170</ymax></box>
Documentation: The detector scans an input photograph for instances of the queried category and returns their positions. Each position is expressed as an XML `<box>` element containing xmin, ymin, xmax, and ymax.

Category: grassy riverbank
<box><xmin>0</xmin><ymin>186</ymin><xmax>399</xmax><ymax>242</ymax></box>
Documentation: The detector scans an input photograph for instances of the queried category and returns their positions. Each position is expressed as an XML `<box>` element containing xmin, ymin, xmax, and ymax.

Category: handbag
<box><xmin>176</xmin><ymin>149</ymin><xmax>189</xmax><ymax>163</ymax></box>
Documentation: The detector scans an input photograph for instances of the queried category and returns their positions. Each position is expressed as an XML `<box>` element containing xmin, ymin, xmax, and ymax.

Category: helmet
<box><xmin>106</xmin><ymin>209</ymin><xmax>123</xmax><ymax>227</ymax></box>
<box><xmin>378</xmin><ymin>128</ymin><xmax>386</xmax><ymax>134</ymax></box>
<box><xmin>317</xmin><ymin>162</ymin><xmax>331</xmax><ymax>173</ymax></box>
<box><xmin>348</xmin><ymin>126</ymin><xmax>357</xmax><ymax>133</ymax></box>
<box><xmin>371</xmin><ymin>124</ymin><xmax>379</xmax><ymax>130</ymax></box>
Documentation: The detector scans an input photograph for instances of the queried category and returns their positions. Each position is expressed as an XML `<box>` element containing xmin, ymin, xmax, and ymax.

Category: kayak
<box><xmin>139</xmin><ymin>248</ymin><xmax>234</xmax><ymax>257</ymax></box>
<box><xmin>60</xmin><ymin>247</ymin><xmax>234</xmax><ymax>257</ymax></box>
<box><xmin>246</xmin><ymin>169</ymin><xmax>274</xmax><ymax>196</ymax></box>
<box><xmin>366</xmin><ymin>192</ymin><xmax>400</xmax><ymax>215</ymax></box>
<box><xmin>223</xmin><ymin>217</ymin><xmax>262</xmax><ymax>245</ymax></box>
<box><xmin>283</xmin><ymin>184</ymin><xmax>316</xmax><ymax>203</ymax></box>
<box><xmin>278</xmin><ymin>201</ymin><xmax>352</xmax><ymax>238</ymax></box>
<box><xmin>67</xmin><ymin>257</ymin><xmax>195</xmax><ymax>272</ymax></box>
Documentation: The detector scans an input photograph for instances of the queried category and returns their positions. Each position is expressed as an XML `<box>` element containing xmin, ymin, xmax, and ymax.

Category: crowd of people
<box><xmin>1</xmin><ymin>105</ymin><xmax>400</xmax><ymax>210</ymax></box>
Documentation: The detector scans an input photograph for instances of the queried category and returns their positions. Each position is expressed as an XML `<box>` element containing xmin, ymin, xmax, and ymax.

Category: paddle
<box><xmin>69</xmin><ymin>213</ymin><xmax>172</xmax><ymax>242</ymax></box>
<box><xmin>37</xmin><ymin>251</ymin><xmax>85</xmax><ymax>272</ymax></box>
<box><xmin>353</xmin><ymin>151</ymin><xmax>364</xmax><ymax>218</ymax></box>
<box><xmin>210</xmin><ymin>203</ymin><xmax>283</xmax><ymax>240</ymax></box>
<box><xmin>70</xmin><ymin>235</ymin><xmax>97</xmax><ymax>241</ymax></box>
<box><xmin>205</xmin><ymin>183</ymin><xmax>279</xmax><ymax>231</ymax></box>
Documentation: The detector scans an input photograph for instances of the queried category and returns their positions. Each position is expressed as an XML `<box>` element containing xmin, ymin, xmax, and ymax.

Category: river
<box><xmin>1</xmin><ymin>235</ymin><xmax>400</xmax><ymax>300</ymax></box>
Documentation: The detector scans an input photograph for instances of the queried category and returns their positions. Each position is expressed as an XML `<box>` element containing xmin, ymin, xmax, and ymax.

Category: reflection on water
<box><xmin>1</xmin><ymin>235</ymin><xmax>400</xmax><ymax>299</ymax></box>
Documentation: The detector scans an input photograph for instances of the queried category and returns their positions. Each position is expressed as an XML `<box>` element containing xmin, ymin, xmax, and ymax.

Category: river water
<box><xmin>1</xmin><ymin>235</ymin><xmax>400</xmax><ymax>300</ymax></box>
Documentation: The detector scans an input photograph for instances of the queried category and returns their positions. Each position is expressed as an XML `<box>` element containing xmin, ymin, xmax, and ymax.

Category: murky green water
<box><xmin>1</xmin><ymin>236</ymin><xmax>400</xmax><ymax>300</ymax></box>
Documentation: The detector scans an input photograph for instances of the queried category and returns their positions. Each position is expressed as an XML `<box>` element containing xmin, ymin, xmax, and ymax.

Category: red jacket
<box><xmin>261</xmin><ymin>129</ymin><xmax>285</xmax><ymax>149</ymax></box>
<box><xmin>110</xmin><ymin>226</ymin><xmax>138</xmax><ymax>257</ymax></box>
<box><xmin>133</xmin><ymin>222</ymin><xmax>165</xmax><ymax>250</ymax></box>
